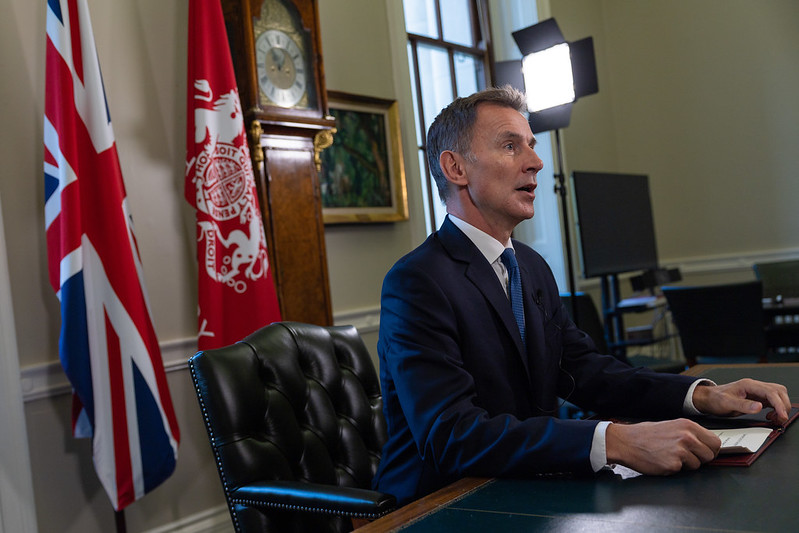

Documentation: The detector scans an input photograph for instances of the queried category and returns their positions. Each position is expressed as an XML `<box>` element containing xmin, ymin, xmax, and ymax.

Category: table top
<box><xmin>360</xmin><ymin>363</ymin><xmax>799</xmax><ymax>532</ymax></box>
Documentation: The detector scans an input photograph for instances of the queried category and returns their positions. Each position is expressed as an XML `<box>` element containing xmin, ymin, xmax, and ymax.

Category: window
<box><xmin>403</xmin><ymin>0</ymin><xmax>491</xmax><ymax>234</ymax></box>
<box><xmin>403</xmin><ymin>0</ymin><xmax>567</xmax><ymax>290</ymax></box>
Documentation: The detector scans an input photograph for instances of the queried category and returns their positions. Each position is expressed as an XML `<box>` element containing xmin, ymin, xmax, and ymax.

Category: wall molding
<box><xmin>20</xmin><ymin>337</ymin><xmax>198</xmax><ymax>403</ymax></box>
<box><xmin>665</xmin><ymin>247</ymin><xmax>799</xmax><ymax>276</ymax></box>
<box><xmin>578</xmin><ymin>248</ymin><xmax>799</xmax><ymax>290</ymax></box>
<box><xmin>142</xmin><ymin>504</ymin><xmax>231</xmax><ymax>533</ymax></box>
<box><xmin>333</xmin><ymin>305</ymin><xmax>381</xmax><ymax>334</ymax></box>
<box><xmin>21</xmin><ymin>307</ymin><xmax>382</xmax><ymax>403</ymax></box>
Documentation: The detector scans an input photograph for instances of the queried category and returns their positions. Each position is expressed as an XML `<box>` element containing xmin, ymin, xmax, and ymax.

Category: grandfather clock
<box><xmin>221</xmin><ymin>0</ymin><xmax>335</xmax><ymax>326</ymax></box>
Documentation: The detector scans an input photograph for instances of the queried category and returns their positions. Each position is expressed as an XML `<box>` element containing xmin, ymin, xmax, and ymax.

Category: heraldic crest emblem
<box><xmin>187</xmin><ymin>79</ymin><xmax>268</xmax><ymax>294</ymax></box>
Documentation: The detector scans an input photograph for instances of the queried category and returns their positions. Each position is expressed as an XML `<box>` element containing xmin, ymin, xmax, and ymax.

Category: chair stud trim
<box><xmin>188</xmin><ymin>359</ymin><xmax>245</xmax><ymax>533</ymax></box>
<box><xmin>228</xmin><ymin>498</ymin><xmax>393</xmax><ymax>520</ymax></box>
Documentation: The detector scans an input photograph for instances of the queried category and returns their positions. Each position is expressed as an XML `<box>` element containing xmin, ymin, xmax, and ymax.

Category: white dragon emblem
<box><xmin>187</xmin><ymin>79</ymin><xmax>268</xmax><ymax>294</ymax></box>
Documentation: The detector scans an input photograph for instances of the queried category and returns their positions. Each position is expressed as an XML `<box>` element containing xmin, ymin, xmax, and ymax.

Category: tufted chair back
<box><xmin>188</xmin><ymin>322</ymin><xmax>396</xmax><ymax>533</ymax></box>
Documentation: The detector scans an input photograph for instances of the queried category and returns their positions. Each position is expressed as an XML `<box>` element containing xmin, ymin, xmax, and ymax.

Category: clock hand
<box><xmin>270</xmin><ymin>49</ymin><xmax>285</xmax><ymax>71</ymax></box>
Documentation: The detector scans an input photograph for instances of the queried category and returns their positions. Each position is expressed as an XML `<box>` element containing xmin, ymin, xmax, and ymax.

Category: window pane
<box><xmin>431</xmin><ymin>181</ymin><xmax>448</xmax><ymax>230</ymax></box>
<box><xmin>416</xmin><ymin>44</ymin><xmax>454</xmax><ymax>135</ymax></box>
<box><xmin>454</xmin><ymin>52</ymin><xmax>483</xmax><ymax>97</ymax></box>
<box><xmin>419</xmin><ymin>149</ymin><xmax>448</xmax><ymax>233</ymax></box>
<box><xmin>407</xmin><ymin>43</ymin><xmax>424</xmax><ymax>147</ymax></box>
<box><xmin>440</xmin><ymin>0</ymin><xmax>474</xmax><ymax>46</ymax></box>
<box><xmin>418</xmin><ymin>149</ymin><xmax>434</xmax><ymax>235</ymax></box>
<box><xmin>403</xmin><ymin>0</ymin><xmax>439</xmax><ymax>38</ymax></box>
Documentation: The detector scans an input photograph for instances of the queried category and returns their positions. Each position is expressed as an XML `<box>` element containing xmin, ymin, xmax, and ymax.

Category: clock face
<box><xmin>255</xmin><ymin>29</ymin><xmax>307</xmax><ymax>108</ymax></box>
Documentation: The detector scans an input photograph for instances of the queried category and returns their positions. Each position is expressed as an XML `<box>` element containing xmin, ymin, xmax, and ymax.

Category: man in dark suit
<box><xmin>373</xmin><ymin>86</ymin><xmax>791</xmax><ymax>506</ymax></box>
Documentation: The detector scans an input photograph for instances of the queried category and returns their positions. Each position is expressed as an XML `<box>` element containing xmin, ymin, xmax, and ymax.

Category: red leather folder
<box><xmin>702</xmin><ymin>404</ymin><xmax>799</xmax><ymax>466</ymax></box>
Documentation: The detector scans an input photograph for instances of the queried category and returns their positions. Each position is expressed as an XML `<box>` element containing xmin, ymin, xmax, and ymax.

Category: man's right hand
<box><xmin>605</xmin><ymin>419</ymin><xmax>721</xmax><ymax>474</ymax></box>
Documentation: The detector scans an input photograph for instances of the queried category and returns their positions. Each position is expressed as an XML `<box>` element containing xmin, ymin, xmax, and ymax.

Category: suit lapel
<box><xmin>436</xmin><ymin>219</ymin><xmax>529</xmax><ymax>362</ymax></box>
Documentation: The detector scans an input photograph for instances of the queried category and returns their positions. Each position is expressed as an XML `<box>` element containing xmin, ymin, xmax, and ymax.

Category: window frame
<box><xmin>405</xmin><ymin>0</ymin><xmax>495</xmax><ymax>229</ymax></box>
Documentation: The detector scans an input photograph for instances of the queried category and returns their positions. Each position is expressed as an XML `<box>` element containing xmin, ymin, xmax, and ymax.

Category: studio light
<box><xmin>521</xmin><ymin>42</ymin><xmax>574</xmax><ymax>112</ymax></box>
<box><xmin>496</xmin><ymin>18</ymin><xmax>598</xmax><ymax>133</ymax></box>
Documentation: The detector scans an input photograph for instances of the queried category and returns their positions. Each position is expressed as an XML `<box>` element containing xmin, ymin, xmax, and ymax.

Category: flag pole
<box><xmin>115</xmin><ymin>509</ymin><xmax>127</xmax><ymax>533</ymax></box>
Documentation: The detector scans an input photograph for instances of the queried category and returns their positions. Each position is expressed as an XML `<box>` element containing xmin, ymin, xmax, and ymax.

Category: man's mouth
<box><xmin>516</xmin><ymin>185</ymin><xmax>535</xmax><ymax>193</ymax></box>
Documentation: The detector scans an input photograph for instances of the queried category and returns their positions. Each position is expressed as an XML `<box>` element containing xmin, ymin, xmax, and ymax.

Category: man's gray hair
<box><xmin>426</xmin><ymin>85</ymin><xmax>527</xmax><ymax>203</ymax></box>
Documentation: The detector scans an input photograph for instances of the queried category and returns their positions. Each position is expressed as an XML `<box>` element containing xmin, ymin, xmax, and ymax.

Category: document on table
<box><xmin>610</xmin><ymin>427</ymin><xmax>773</xmax><ymax>479</ymax></box>
<box><xmin>605</xmin><ymin>404</ymin><xmax>799</xmax><ymax>475</ymax></box>
<box><xmin>710</xmin><ymin>427</ymin><xmax>773</xmax><ymax>454</ymax></box>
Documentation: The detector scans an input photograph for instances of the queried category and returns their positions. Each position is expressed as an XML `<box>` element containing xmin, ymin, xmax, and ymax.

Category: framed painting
<box><xmin>319</xmin><ymin>91</ymin><xmax>408</xmax><ymax>224</ymax></box>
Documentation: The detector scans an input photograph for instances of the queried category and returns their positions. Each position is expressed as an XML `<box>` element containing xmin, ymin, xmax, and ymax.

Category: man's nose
<box><xmin>526</xmin><ymin>148</ymin><xmax>544</xmax><ymax>174</ymax></box>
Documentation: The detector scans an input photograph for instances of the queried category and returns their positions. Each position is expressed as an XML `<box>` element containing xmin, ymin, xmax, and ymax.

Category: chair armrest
<box><xmin>230</xmin><ymin>480</ymin><xmax>397</xmax><ymax>519</ymax></box>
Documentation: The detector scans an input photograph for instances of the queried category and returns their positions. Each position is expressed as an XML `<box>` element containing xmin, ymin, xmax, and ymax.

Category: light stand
<box><xmin>552</xmin><ymin>129</ymin><xmax>577</xmax><ymax>302</ymax></box>
<box><xmin>495</xmin><ymin>18</ymin><xmax>598</xmax><ymax>306</ymax></box>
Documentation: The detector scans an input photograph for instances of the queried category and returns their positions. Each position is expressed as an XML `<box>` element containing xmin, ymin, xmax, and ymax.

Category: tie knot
<box><xmin>500</xmin><ymin>248</ymin><xmax>518</xmax><ymax>271</ymax></box>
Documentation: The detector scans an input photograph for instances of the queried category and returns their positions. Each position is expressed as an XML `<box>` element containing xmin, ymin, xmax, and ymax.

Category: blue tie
<box><xmin>500</xmin><ymin>248</ymin><xmax>526</xmax><ymax>346</ymax></box>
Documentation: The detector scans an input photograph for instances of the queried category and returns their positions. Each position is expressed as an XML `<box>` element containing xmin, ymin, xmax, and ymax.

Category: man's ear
<box><xmin>439</xmin><ymin>150</ymin><xmax>468</xmax><ymax>186</ymax></box>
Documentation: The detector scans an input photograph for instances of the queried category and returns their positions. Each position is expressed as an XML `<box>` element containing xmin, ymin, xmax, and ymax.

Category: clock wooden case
<box><xmin>221</xmin><ymin>0</ymin><xmax>336</xmax><ymax>326</ymax></box>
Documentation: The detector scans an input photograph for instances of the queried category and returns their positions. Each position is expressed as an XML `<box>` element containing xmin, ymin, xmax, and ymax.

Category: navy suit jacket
<box><xmin>373</xmin><ymin>217</ymin><xmax>696</xmax><ymax>505</ymax></box>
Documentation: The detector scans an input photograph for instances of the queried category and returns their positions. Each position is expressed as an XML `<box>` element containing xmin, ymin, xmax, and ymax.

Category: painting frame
<box><xmin>320</xmin><ymin>91</ymin><xmax>408</xmax><ymax>224</ymax></box>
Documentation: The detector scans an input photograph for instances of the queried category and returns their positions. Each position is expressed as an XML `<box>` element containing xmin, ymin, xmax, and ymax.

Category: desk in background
<box><xmin>359</xmin><ymin>364</ymin><xmax>799</xmax><ymax>532</ymax></box>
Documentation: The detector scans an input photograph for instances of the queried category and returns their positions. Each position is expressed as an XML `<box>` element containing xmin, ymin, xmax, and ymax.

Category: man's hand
<box><xmin>606</xmin><ymin>419</ymin><xmax>721</xmax><ymax>474</ymax></box>
<box><xmin>692</xmin><ymin>379</ymin><xmax>791</xmax><ymax>425</ymax></box>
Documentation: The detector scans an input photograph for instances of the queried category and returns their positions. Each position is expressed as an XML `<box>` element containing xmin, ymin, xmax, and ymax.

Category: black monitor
<box><xmin>571</xmin><ymin>171</ymin><xmax>659</xmax><ymax>278</ymax></box>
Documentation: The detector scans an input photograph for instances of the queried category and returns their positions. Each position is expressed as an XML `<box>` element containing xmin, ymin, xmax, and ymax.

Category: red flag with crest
<box><xmin>185</xmin><ymin>0</ymin><xmax>282</xmax><ymax>350</ymax></box>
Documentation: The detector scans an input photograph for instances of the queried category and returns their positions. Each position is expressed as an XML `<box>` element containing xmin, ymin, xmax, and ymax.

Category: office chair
<box><xmin>753</xmin><ymin>259</ymin><xmax>799</xmax><ymax>299</ymax></box>
<box><xmin>560</xmin><ymin>292</ymin><xmax>684</xmax><ymax>373</ymax></box>
<box><xmin>662</xmin><ymin>281</ymin><xmax>767</xmax><ymax>366</ymax></box>
<box><xmin>560</xmin><ymin>292</ymin><xmax>609</xmax><ymax>354</ymax></box>
<box><xmin>559</xmin><ymin>292</ymin><xmax>611</xmax><ymax>419</ymax></box>
<box><xmin>188</xmin><ymin>322</ymin><xmax>396</xmax><ymax>533</ymax></box>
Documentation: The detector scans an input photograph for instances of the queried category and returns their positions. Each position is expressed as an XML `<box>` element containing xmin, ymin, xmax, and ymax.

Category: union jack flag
<box><xmin>43</xmin><ymin>0</ymin><xmax>180</xmax><ymax>511</ymax></box>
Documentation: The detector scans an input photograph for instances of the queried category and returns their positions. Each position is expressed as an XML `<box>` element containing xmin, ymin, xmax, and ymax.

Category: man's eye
<box><xmin>504</xmin><ymin>143</ymin><xmax>515</xmax><ymax>151</ymax></box>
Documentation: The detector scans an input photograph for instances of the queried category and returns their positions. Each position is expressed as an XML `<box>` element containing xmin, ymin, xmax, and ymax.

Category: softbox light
<box><xmin>495</xmin><ymin>18</ymin><xmax>598</xmax><ymax>133</ymax></box>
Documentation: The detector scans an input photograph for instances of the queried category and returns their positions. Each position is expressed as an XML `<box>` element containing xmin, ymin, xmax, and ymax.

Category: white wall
<box><xmin>553</xmin><ymin>0</ymin><xmax>799</xmax><ymax>271</ymax></box>
<box><xmin>0</xmin><ymin>192</ymin><xmax>38</xmax><ymax>533</ymax></box>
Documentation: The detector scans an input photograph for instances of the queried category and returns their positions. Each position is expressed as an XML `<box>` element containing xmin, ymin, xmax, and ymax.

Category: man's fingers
<box><xmin>697</xmin><ymin>426</ymin><xmax>722</xmax><ymax>451</ymax></box>
<box><xmin>741</xmin><ymin>380</ymin><xmax>791</xmax><ymax>422</ymax></box>
<box><xmin>763</xmin><ymin>386</ymin><xmax>792</xmax><ymax>424</ymax></box>
<box><xmin>699</xmin><ymin>379</ymin><xmax>791</xmax><ymax>421</ymax></box>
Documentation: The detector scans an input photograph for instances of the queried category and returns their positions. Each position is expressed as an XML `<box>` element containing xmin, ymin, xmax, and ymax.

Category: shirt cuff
<box><xmin>592</xmin><ymin>378</ymin><xmax>717</xmax><ymax>471</ymax></box>
<box><xmin>590</xmin><ymin>421</ymin><xmax>611</xmax><ymax>472</ymax></box>
<box><xmin>683</xmin><ymin>379</ymin><xmax>717</xmax><ymax>416</ymax></box>
<box><xmin>589</xmin><ymin>378</ymin><xmax>716</xmax><ymax>472</ymax></box>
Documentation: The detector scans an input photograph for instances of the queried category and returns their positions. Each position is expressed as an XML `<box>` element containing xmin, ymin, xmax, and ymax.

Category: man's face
<box><xmin>460</xmin><ymin>103</ymin><xmax>544</xmax><ymax>233</ymax></box>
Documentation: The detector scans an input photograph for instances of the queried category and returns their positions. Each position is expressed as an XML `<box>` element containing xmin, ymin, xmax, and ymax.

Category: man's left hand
<box><xmin>692</xmin><ymin>378</ymin><xmax>791</xmax><ymax>425</ymax></box>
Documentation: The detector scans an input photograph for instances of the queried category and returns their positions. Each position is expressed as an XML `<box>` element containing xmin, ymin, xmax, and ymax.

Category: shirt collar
<box><xmin>448</xmin><ymin>214</ymin><xmax>512</xmax><ymax>264</ymax></box>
